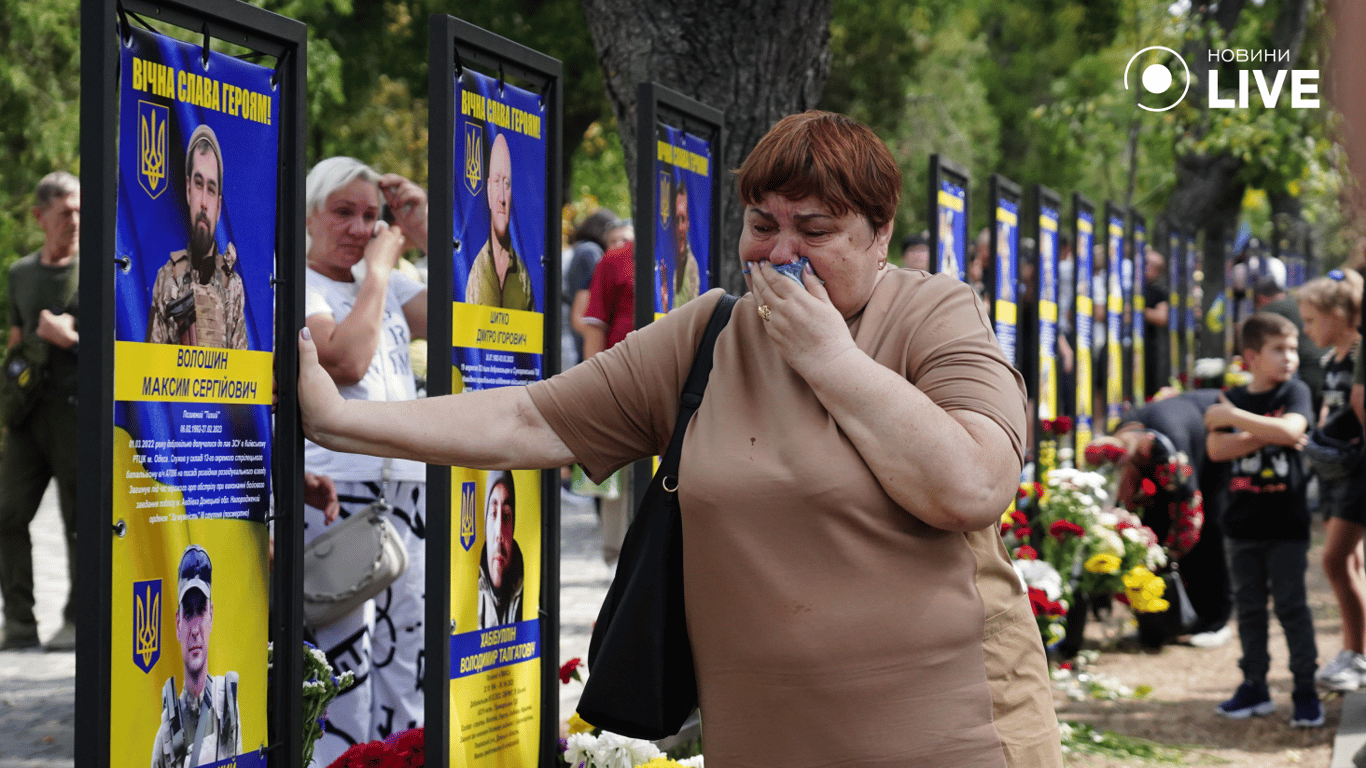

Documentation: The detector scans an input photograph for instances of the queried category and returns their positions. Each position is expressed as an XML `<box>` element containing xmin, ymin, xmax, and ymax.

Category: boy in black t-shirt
<box><xmin>1207</xmin><ymin>312</ymin><xmax>1322</xmax><ymax>727</ymax></box>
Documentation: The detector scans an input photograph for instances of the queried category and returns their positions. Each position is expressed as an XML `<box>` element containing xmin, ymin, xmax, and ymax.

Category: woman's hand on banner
<box><xmin>298</xmin><ymin>326</ymin><xmax>349</xmax><ymax>450</ymax></box>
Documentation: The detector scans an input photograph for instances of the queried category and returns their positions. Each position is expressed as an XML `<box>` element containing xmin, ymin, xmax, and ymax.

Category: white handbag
<box><xmin>303</xmin><ymin>463</ymin><xmax>409</xmax><ymax>628</ymax></box>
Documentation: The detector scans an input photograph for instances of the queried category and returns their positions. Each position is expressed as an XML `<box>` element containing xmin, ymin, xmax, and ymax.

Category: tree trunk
<box><xmin>581</xmin><ymin>0</ymin><xmax>833</xmax><ymax>294</ymax></box>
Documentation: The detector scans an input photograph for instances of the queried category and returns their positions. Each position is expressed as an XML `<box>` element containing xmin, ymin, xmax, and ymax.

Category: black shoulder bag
<box><xmin>576</xmin><ymin>293</ymin><xmax>737</xmax><ymax>739</ymax></box>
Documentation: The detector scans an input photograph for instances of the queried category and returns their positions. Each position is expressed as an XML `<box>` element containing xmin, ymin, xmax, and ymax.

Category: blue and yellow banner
<box><xmin>1075</xmin><ymin>211</ymin><xmax>1094</xmax><ymax>454</ymax></box>
<box><xmin>1037</xmin><ymin>207</ymin><xmax>1060</xmax><ymax>422</ymax></box>
<box><xmin>1186</xmin><ymin>235</ymin><xmax>1199</xmax><ymax>373</ymax></box>
<box><xmin>112</xmin><ymin>26</ymin><xmax>274</xmax><ymax>768</ymax></box>
<box><xmin>937</xmin><ymin>182</ymin><xmax>967</xmax><ymax>281</ymax></box>
<box><xmin>1106</xmin><ymin>217</ymin><xmax>1124</xmax><ymax>431</ymax></box>
<box><xmin>993</xmin><ymin>201</ymin><xmax>1019</xmax><ymax>363</ymax></box>
<box><xmin>1128</xmin><ymin>222</ymin><xmax>1145</xmax><ymax>401</ymax></box>
<box><xmin>652</xmin><ymin>125</ymin><xmax>712</xmax><ymax>318</ymax></box>
<box><xmin>451</xmin><ymin>68</ymin><xmax>547</xmax><ymax>768</ymax></box>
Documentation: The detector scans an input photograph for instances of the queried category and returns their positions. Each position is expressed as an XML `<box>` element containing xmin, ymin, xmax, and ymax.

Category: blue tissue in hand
<box><xmin>772</xmin><ymin>257</ymin><xmax>817</xmax><ymax>287</ymax></box>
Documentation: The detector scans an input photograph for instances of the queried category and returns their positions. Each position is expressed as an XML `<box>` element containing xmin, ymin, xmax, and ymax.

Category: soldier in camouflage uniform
<box><xmin>151</xmin><ymin>545</ymin><xmax>241</xmax><ymax>768</ymax></box>
<box><xmin>146</xmin><ymin>124</ymin><xmax>248</xmax><ymax>350</ymax></box>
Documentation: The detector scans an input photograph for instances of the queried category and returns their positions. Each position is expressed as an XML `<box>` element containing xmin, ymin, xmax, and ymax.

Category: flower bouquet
<box><xmin>268</xmin><ymin>641</ymin><xmax>356</xmax><ymax>768</ymax></box>
<box><xmin>1037</xmin><ymin>416</ymin><xmax>1074</xmax><ymax>473</ymax></box>
<box><xmin>563</xmin><ymin>730</ymin><xmax>704</xmax><ymax>768</ymax></box>
<box><xmin>1008</xmin><ymin>468</ymin><xmax>1170</xmax><ymax>647</ymax></box>
<box><xmin>327</xmin><ymin>728</ymin><xmax>423</xmax><ymax>768</ymax></box>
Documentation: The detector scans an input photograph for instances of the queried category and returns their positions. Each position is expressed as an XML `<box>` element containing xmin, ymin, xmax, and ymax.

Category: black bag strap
<box><xmin>658</xmin><ymin>294</ymin><xmax>737</xmax><ymax>486</ymax></box>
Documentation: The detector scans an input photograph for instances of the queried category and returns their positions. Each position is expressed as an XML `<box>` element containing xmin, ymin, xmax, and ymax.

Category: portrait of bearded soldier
<box><xmin>146</xmin><ymin>124</ymin><xmax>249</xmax><ymax>349</ymax></box>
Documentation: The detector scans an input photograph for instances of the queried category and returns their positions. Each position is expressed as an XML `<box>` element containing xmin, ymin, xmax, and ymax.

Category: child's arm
<box><xmin>1207</xmin><ymin>428</ymin><xmax>1267</xmax><ymax>462</ymax></box>
<box><xmin>1204</xmin><ymin>395</ymin><xmax>1308</xmax><ymax>447</ymax></box>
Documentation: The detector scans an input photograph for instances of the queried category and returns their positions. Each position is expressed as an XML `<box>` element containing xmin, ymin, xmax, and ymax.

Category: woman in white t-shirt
<box><xmin>301</xmin><ymin>156</ymin><xmax>429</xmax><ymax>765</ymax></box>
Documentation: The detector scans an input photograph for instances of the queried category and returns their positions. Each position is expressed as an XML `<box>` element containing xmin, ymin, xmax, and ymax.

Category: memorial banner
<box><xmin>1074</xmin><ymin>202</ymin><xmax>1095</xmax><ymax>454</ymax></box>
<box><xmin>993</xmin><ymin>195</ymin><xmax>1019</xmax><ymax>363</ymax></box>
<box><xmin>1037</xmin><ymin>201</ymin><xmax>1060</xmax><ymax>422</ymax></box>
<box><xmin>937</xmin><ymin>179</ymin><xmax>967</xmax><ymax>281</ymax></box>
<box><xmin>1130</xmin><ymin>217</ymin><xmax>1146</xmax><ymax>399</ymax></box>
<box><xmin>450</xmin><ymin>66</ymin><xmax>547</xmax><ymax>768</ymax></box>
<box><xmin>1168</xmin><ymin>225</ymin><xmax>1182</xmax><ymax>384</ymax></box>
<box><xmin>1105</xmin><ymin>214</ymin><xmax>1124</xmax><ymax>431</ymax></box>
<box><xmin>111</xmin><ymin>26</ymin><xmax>275</xmax><ymax>768</ymax></box>
<box><xmin>652</xmin><ymin>125</ymin><xmax>712</xmax><ymax>317</ymax></box>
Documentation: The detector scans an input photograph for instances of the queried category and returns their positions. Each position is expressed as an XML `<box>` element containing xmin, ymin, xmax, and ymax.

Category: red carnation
<box><xmin>1140</xmin><ymin>478</ymin><xmax>1157</xmax><ymax>497</ymax></box>
<box><xmin>1049</xmin><ymin>520</ymin><xmax>1085</xmax><ymax>539</ymax></box>
<box><xmin>1015</xmin><ymin>545</ymin><xmax>1039</xmax><ymax>560</ymax></box>
<box><xmin>1083</xmin><ymin>444</ymin><xmax>1107</xmax><ymax>467</ymax></box>
<box><xmin>1041</xmin><ymin>418</ymin><xmax>1055</xmax><ymax>434</ymax></box>
<box><xmin>1033</xmin><ymin>482</ymin><xmax>1044</xmax><ymax>499</ymax></box>
<box><xmin>329</xmin><ymin>740</ymin><xmax>389</xmax><ymax>768</ymax></box>
<box><xmin>1054</xmin><ymin>416</ymin><xmax>1074</xmax><ymax>435</ymax></box>
<box><xmin>1011</xmin><ymin>511</ymin><xmax>1029</xmax><ymax>525</ymax></box>
<box><xmin>559</xmin><ymin>657</ymin><xmax>583</xmax><ymax>685</ymax></box>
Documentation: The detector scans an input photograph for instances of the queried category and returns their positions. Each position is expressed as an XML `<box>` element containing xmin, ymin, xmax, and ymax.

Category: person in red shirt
<box><xmin>580</xmin><ymin>241</ymin><xmax>637</xmax><ymax>357</ymax></box>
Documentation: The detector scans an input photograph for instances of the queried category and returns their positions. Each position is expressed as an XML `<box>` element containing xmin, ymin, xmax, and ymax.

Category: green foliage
<box><xmin>567</xmin><ymin>119</ymin><xmax>630</xmax><ymax>225</ymax></box>
<box><xmin>0</xmin><ymin>0</ymin><xmax>80</xmax><ymax>312</ymax></box>
<box><xmin>885</xmin><ymin>20</ymin><xmax>1002</xmax><ymax>242</ymax></box>
<box><xmin>1058</xmin><ymin>721</ymin><xmax>1188</xmax><ymax>763</ymax></box>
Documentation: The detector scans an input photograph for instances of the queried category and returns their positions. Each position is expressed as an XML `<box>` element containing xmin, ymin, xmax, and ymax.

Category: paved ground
<box><xmin>0</xmin><ymin>482</ymin><xmax>75</xmax><ymax>768</ymax></box>
<box><xmin>0</xmin><ymin>483</ymin><xmax>609</xmax><ymax>766</ymax></box>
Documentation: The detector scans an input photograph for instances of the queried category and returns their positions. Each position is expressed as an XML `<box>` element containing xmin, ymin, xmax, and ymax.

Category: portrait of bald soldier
<box><xmin>465</xmin><ymin>132</ymin><xmax>535</xmax><ymax>311</ymax></box>
<box><xmin>151</xmin><ymin>545</ymin><xmax>242</xmax><ymax>768</ymax></box>
<box><xmin>147</xmin><ymin>124</ymin><xmax>249</xmax><ymax>349</ymax></box>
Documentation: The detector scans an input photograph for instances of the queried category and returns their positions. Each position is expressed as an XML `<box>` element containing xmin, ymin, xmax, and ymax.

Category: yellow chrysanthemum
<box><xmin>1122</xmin><ymin>566</ymin><xmax>1153</xmax><ymax>590</ymax></box>
<box><xmin>566</xmin><ymin>712</ymin><xmax>594</xmax><ymax>735</ymax></box>
<box><xmin>1084</xmin><ymin>553</ymin><xmax>1122</xmax><ymax>574</ymax></box>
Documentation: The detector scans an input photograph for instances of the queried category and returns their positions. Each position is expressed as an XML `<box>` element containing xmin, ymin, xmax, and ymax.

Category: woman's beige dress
<box><xmin>528</xmin><ymin>269</ymin><xmax>1062</xmax><ymax>767</ymax></box>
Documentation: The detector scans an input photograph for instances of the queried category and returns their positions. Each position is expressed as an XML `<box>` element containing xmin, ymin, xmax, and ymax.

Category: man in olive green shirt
<box><xmin>0</xmin><ymin>171</ymin><xmax>81</xmax><ymax>651</ymax></box>
<box><xmin>672</xmin><ymin>181</ymin><xmax>700</xmax><ymax>308</ymax></box>
<box><xmin>465</xmin><ymin>133</ymin><xmax>535</xmax><ymax>311</ymax></box>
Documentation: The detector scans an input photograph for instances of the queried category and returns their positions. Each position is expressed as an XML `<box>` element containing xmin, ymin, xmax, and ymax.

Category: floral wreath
<box><xmin>1085</xmin><ymin>428</ymin><xmax>1203</xmax><ymax>559</ymax></box>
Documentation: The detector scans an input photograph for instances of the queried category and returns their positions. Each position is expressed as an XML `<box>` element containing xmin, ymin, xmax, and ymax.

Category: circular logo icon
<box><xmin>1124</xmin><ymin>46</ymin><xmax>1190</xmax><ymax>112</ymax></box>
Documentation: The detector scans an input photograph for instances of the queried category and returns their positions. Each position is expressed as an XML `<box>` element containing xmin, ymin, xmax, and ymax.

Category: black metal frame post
<box><xmin>927</xmin><ymin>155</ymin><xmax>971</xmax><ymax>279</ymax></box>
<box><xmin>79</xmin><ymin>0</ymin><xmax>306</xmax><ymax>765</ymax></box>
<box><xmin>427</xmin><ymin>16</ymin><xmax>563</xmax><ymax>768</ymax></box>
<box><xmin>631</xmin><ymin>83</ymin><xmax>725</xmax><ymax>506</ymax></box>
<box><xmin>1031</xmin><ymin>184</ymin><xmax>1062</xmax><ymax>483</ymax></box>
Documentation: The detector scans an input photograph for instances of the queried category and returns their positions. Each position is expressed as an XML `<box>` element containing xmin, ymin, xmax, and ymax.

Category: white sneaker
<box><xmin>1189</xmin><ymin>625</ymin><xmax>1233</xmax><ymax>649</ymax></box>
<box><xmin>1317</xmin><ymin>649</ymin><xmax>1366</xmax><ymax>691</ymax></box>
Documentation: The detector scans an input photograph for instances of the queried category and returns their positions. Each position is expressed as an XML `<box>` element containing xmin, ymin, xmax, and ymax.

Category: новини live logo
<box><xmin>1123</xmin><ymin>45</ymin><xmax>1319</xmax><ymax>112</ymax></box>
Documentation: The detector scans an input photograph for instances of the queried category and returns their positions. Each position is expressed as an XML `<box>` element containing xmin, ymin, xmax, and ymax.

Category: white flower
<box><xmin>1014</xmin><ymin>559</ymin><xmax>1064</xmax><ymax>600</ymax></box>
<box><xmin>678</xmin><ymin>757</ymin><xmax>705</xmax><ymax>767</ymax></box>
<box><xmin>590</xmin><ymin>732</ymin><xmax>661</xmax><ymax>768</ymax></box>
<box><xmin>565</xmin><ymin>733</ymin><xmax>597</xmax><ymax>767</ymax></box>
